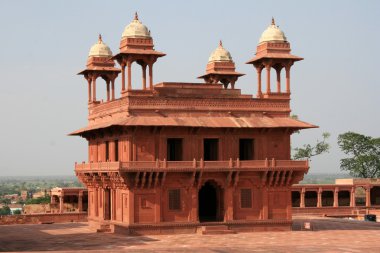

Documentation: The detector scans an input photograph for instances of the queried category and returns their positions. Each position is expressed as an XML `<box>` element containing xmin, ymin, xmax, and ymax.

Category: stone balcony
<box><xmin>75</xmin><ymin>159</ymin><xmax>309</xmax><ymax>173</ymax></box>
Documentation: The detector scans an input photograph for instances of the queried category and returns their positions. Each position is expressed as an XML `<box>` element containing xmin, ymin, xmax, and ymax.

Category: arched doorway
<box><xmin>198</xmin><ymin>181</ymin><xmax>223</xmax><ymax>222</ymax></box>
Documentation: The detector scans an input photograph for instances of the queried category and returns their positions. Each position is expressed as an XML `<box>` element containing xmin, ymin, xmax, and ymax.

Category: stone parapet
<box><xmin>0</xmin><ymin>213</ymin><xmax>87</xmax><ymax>225</ymax></box>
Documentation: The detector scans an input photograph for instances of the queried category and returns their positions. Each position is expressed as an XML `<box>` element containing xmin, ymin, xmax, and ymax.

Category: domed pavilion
<box><xmin>73</xmin><ymin>15</ymin><xmax>315</xmax><ymax>235</ymax></box>
<box><xmin>198</xmin><ymin>41</ymin><xmax>244</xmax><ymax>89</ymax></box>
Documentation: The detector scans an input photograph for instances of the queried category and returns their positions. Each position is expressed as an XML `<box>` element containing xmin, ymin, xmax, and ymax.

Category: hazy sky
<box><xmin>0</xmin><ymin>1</ymin><xmax>379</xmax><ymax>176</ymax></box>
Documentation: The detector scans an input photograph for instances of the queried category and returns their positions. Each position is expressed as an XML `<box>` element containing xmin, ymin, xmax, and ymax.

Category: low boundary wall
<box><xmin>0</xmin><ymin>212</ymin><xmax>87</xmax><ymax>225</ymax></box>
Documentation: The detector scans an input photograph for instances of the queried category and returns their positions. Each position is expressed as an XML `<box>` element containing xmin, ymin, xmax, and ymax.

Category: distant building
<box><xmin>73</xmin><ymin>14</ymin><xmax>314</xmax><ymax>234</ymax></box>
<box><xmin>50</xmin><ymin>187</ymin><xmax>88</xmax><ymax>213</ymax></box>
<box><xmin>32</xmin><ymin>190</ymin><xmax>47</xmax><ymax>199</ymax></box>
<box><xmin>292</xmin><ymin>178</ymin><xmax>380</xmax><ymax>210</ymax></box>
<box><xmin>3</xmin><ymin>194</ymin><xmax>18</xmax><ymax>200</ymax></box>
<box><xmin>20</xmin><ymin>191</ymin><xmax>29</xmax><ymax>201</ymax></box>
<box><xmin>8</xmin><ymin>204</ymin><xmax>23</xmax><ymax>214</ymax></box>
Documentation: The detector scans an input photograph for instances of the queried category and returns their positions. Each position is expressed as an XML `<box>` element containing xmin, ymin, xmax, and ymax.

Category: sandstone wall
<box><xmin>0</xmin><ymin>212</ymin><xmax>87</xmax><ymax>225</ymax></box>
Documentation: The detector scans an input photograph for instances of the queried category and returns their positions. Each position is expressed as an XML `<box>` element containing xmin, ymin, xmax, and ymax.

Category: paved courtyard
<box><xmin>1</xmin><ymin>218</ymin><xmax>380</xmax><ymax>252</ymax></box>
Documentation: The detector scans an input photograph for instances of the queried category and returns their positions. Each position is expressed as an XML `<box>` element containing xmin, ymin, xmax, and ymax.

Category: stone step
<box><xmin>202</xmin><ymin>230</ymin><xmax>236</xmax><ymax>235</ymax></box>
<box><xmin>96</xmin><ymin>224</ymin><xmax>111</xmax><ymax>233</ymax></box>
<box><xmin>96</xmin><ymin>228</ymin><xmax>111</xmax><ymax>233</ymax></box>
<box><xmin>200</xmin><ymin>225</ymin><xmax>236</xmax><ymax>235</ymax></box>
<box><xmin>202</xmin><ymin>225</ymin><xmax>229</xmax><ymax>231</ymax></box>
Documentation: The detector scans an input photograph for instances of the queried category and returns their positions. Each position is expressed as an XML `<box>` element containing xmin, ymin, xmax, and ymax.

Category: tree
<box><xmin>338</xmin><ymin>132</ymin><xmax>380</xmax><ymax>178</ymax></box>
<box><xmin>0</xmin><ymin>206</ymin><xmax>11</xmax><ymax>216</ymax></box>
<box><xmin>13</xmin><ymin>209</ymin><xmax>22</xmax><ymax>215</ymax></box>
<box><xmin>0</xmin><ymin>198</ymin><xmax>11</xmax><ymax>205</ymax></box>
<box><xmin>293</xmin><ymin>132</ymin><xmax>330</xmax><ymax>160</ymax></box>
<box><xmin>25</xmin><ymin>196</ymin><xmax>50</xmax><ymax>205</ymax></box>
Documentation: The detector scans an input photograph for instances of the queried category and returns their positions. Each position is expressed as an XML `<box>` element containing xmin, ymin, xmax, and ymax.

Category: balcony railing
<box><xmin>75</xmin><ymin>158</ymin><xmax>308</xmax><ymax>173</ymax></box>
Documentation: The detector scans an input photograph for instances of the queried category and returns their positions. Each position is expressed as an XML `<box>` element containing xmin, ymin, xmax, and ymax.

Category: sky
<box><xmin>0</xmin><ymin>0</ymin><xmax>379</xmax><ymax>176</ymax></box>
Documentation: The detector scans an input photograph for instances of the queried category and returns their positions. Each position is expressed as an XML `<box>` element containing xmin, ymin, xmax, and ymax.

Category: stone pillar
<box><xmin>262</xmin><ymin>187</ymin><xmax>268</xmax><ymax>219</ymax></box>
<box><xmin>366</xmin><ymin>186</ymin><xmax>371</xmax><ymax>207</ymax></box>
<box><xmin>111</xmin><ymin>78</ymin><xmax>115</xmax><ymax>100</ymax></box>
<box><xmin>78</xmin><ymin>192</ymin><xmax>83</xmax><ymax>212</ymax></box>
<box><xmin>231</xmin><ymin>80</ymin><xmax>235</xmax><ymax>90</ymax></box>
<box><xmin>224</xmin><ymin>187</ymin><xmax>234</xmax><ymax>221</ymax></box>
<box><xmin>127</xmin><ymin>60</ymin><xmax>132</xmax><ymax>91</ymax></box>
<box><xmin>92</xmin><ymin>76</ymin><xmax>97</xmax><ymax>102</ymax></box>
<box><xmin>265</xmin><ymin>65</ymin><xmax>271</xmax><ymax>93</ymax></box>
<box><xmin>111</xmin><ymin>189</ymin><xmax>116</xmax><ymax>220</ymax></box>
<box><xmin>95</xmin><ymin>188</ymin><xmax>99</xmax><ymax>217</ymax></box>
<box><xmin>333</xmin><ymin>187</ymin><xmax>339</xmax><ymax>207</ymax></box>
<box><xmin>189</xmin><ymin>187</ymin><xmax>198</xmax><ymax>222</ymax></box>
<box><xmin>109</xmin><ymin>141</ymin><xmax>115</xmax><ymax>162</ymax></box>
<box><xmin>317</xmin><ymin>188</ymin><xmax>322</xmax><ymax>208</ymax></box>
<box><xmin>106</xmin><ymin>80</ymin><xmax>110</xmax><ymax>101</ymax></box>
<box><xmin>121</xmin><ymin>62</ymin><xmax>126</xmax><ymax>91</ymax></box>
<box><xmin>300</xmin><ymin>188</ymin><xmax>305</xmax><ymax>208</ymax></box>
<box><xmin>142</xmin><ymin>64</ymin><xmax>147</xmax><ymax>90</ymax></box>
<box><xmin>155</xmin><ymin>187</ymin><xmax>161</xmax><ymax>223</ymax></box>
<box><xmin>286</xmin><ymin>190</ymin><xmax>292</xmax><ymax>220</ymax></box>
<box><xmin>59</xmin><ymin>195</ymin><xmax>64</xmax><ymax>213</ymax></box>
<box><xmin>149</xmin><ymin>63</ymin><xmax>153</xmax><ymax>90</ymax></box>
<box><xmin>285</xmin><ymin>65</ymin><xmax>291</xmax><ymax>93</ymax></box>
<box><xmin>87</xmin><ymin>78</ymin><xmax>92</xmax><ymax>103</ymax></box>
<box><xmin>128</xmin><ymin>190</ymin><xmax>134</xmax><ymax>224</ymax></box>
<box><xmin>350</xmin><ymin>187</ymin><xmax>356</xmax><ymax>207</ymax></box>
<box><xmin>256</xmin><ymin>67</ymin><xmax>263</xmax><ymax>97</ymax></box>
<box><xmin>276</xmin><ymin>67</ymin><xmax>281</xmax><ymax>92</ymax></box>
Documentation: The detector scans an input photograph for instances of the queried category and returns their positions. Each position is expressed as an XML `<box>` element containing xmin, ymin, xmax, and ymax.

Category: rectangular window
<box><xmin>114</xmin><ymin>140</ymin><xmax>119</xmax><ymax>161</ymax></box>
<box><xmin>204</xmin><ymin>138</ymin><xmax>219</xmax><ymax>161</ymax></box>
<box><xmin>239</xmin><ymin>139</ymin><xmax>254</xmax><ymax>160</ymax></box>
<box><xmin>105</xmin><ymin>141</ymin><xmax>110</xmax><ymax>161</ymax></box>
<box><xmin>167</xmin><ymin>138</ymin><xmax>183</xmax><ymax>161</ymax></box>
<box><xmin>241</xmin><ymin>188</ymin><xmax>252</xmax><ymax>208</ymax></box>
<box><xmin>168</xmin><ymin>189</ymin><xmax>181</xmax><ymax>211</ymax></box>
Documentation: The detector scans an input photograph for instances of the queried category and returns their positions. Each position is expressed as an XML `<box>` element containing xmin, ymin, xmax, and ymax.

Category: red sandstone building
<box><xmin>72</xmin><ymin>14</ymin><xmax>316</xmax><ymax>234</ymax></box>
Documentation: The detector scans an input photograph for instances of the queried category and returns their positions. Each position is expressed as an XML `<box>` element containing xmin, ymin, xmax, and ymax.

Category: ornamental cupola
<box><xmin>113</xmin><ymin>13</ymin><xmax>166</xmax><ymax>92</ymax></box>
<box><xmin>246</xmin><ymin>18</ymin><xmax>303</xmax><ymax>98</ymax></box>
<box><xmin>78</xmin><ymin>35</ymin><xmax>120</xmax><ymax>103</ymax></box>
<box><xmin>198</xmin><ymin>41</ymin><xmax>244</xmax><ymax>89</ymax></box>
<box><xmin>86</xmin><ymin>34</ymin><xmax>115</xmax><ymax>69</ymax></box>
<box><xmin>121</xmin><ymin>12</ymin><xmax>151</xmax><ymax>39</ymax></box>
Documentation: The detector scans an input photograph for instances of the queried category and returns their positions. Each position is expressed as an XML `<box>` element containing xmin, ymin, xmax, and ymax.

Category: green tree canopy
<box><xmin>338</xmin><ymin>132</ymin><xmax>380</xmax><ymax>178</ymax></box>
<box><xmin>293</xmin><ymin>132</ymin><xmax>330</xmax><ymax>160</ymax></box>
<box><xmin>25</xmin><ymin>196</ymin><xmax>50</xmax><ymax>205</ymax></box>
<box><xmin>0</xmin><ymin>206</ymin><xmax>11</xmax><ymax>216</ymax></box>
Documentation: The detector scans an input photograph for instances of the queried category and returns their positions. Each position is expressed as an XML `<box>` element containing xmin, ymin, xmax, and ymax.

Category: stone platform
<box><xmin>1</xmin><ymin>217</ymin><xmax>380</xmax><ymax>252</ymax></box>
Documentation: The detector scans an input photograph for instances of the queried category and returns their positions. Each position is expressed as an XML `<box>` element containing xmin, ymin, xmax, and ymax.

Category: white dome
<box><xmin>88</xmin><ymin>35</ymin><xmax>113</xmax><ymax>57</ymax></box>
<box><xmin>122</xmin><ymin>13</ymin><xmax>151</xmax><ymax>38</ymax></box>
<box><xmin>208</xmin><ymin>41</ymin><xmax>233</xmax><ymax>62</ymax></box>
<box><xmin>259</xmin><ymin>18</ymin><xmax>287</xmax><ymax>44</ymax></box>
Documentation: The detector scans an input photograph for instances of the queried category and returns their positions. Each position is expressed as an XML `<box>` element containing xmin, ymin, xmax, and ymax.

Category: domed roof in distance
<box><xmin>122</xmin><ymin>12</ymin><xmax>151</xmax><ymax>38</ymax></box>
<box><xmin>88</xmin><ymin>34</ymin><xmax>113</xmax><ymax>57</ymax></box>
<box><xmin>208</xmin><ymin>41</ymin><xmax>233</xmax><ymax>62</ymax></box>
<box><xmin>259</xmin><ymin>18</ymin><xmax>287</xmax><ymax>44</ymax></box>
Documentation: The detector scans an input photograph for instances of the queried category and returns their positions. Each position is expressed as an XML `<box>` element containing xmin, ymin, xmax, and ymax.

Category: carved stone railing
<box><xmin>75</xmin><ymin>158</ymin><xmax>308</xmax><ymax>173</ymax></box>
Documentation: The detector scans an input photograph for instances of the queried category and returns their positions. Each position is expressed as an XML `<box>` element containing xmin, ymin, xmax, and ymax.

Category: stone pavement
<box><xmin>1</xmin><ymin>218</ymin><xmax>380</xmax><ymax>252</ymax></box>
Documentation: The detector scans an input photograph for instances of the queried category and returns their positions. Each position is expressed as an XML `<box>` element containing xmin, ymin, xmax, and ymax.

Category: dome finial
<box><xmin>134</xmin><ymin>12</ymin><xmax>139</xmax><ymax>20</ymax></box>
<box><xmin>98</xmin><ymin>34</ymin><xmax>102</xmax><ymax>43</ymax></box>
<box><xmin>271</xmin><ymin>17</ymin><xmax>275</xmax><ymax>26</ymax></box>
<box><xmin>219</xmin><ymin>40</ymin><xmax>223</xmax><ymax>47</ymax></box>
